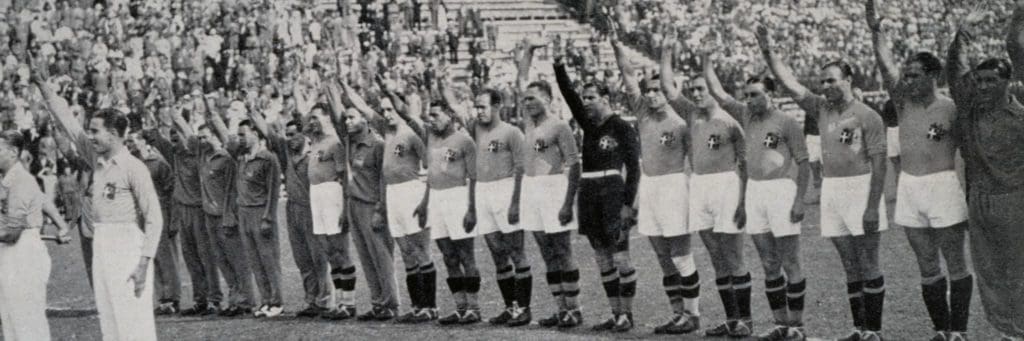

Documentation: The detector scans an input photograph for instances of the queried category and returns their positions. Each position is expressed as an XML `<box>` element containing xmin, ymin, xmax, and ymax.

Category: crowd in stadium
<box><xmin>0</xmin><ymin>0</ymin><xmax>1023</xmax><ymax>341</ymax></box>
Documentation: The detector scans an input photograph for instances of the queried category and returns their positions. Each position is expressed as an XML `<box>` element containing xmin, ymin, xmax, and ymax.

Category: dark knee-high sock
<box><xmin>464</xmin><ymin>276</ymin><xmax>482</xmax><ymax>310</ymax></box>
<box><xmin>600</xmin><ymin>269</ymin><xmax>621</xmax><ymax>314</ymax></box>
<box><xmin>863</xmin><ymin>276</ymin><xmax>885</xmax><ymax>332</ymax></box>
<box><xmin>420</xmin><ymin>263</ymin><xmax>437</xmax><ymax>308</ymax></box>
<box><xmin>663</xmin><ymin>273</ymin><xmax>685</xmax><ymax>315</ymax></box>
<box><xmin>515</xmin><ymin>266</ymin><xmax>532</xmax><ymax>308</ymax></box>
<box><xmin>765</xmin><ymin>276</ymin><xmax>788</xmax><ymax>323</ymax></box>
<box><xmin>847</xmin><ymin>281</ymin><xmax>865</xmax><ymax>329</ymax></box>
<box><xmin>949</xmin><ymin>275</ymin><xmax>973</xmax><ymax>333</ymax></box>
<box><xmin>787</xmin><ymin>279</ymin><xmax>806</xmax><ymax>325</ymax></box>
<box><xmin>716</xmin><ymin>276</ymin><xmax>738</xmax><ymax>320</ymax></box>
<box><xmin>922</xmin><ymin>277</ymin><xmax>949</xmax><ymax>332</ymax></box>
<box><xmin>545</xmin><ymin>271</ymin><xmax>564</xmax><ymax>310</ymax></box>
<box><xmin>619</xmin><ymin>269</ymin><xmax>637</xmax><ymax>313</ymax></box>
<box><xmin>446</xmin><ymin>277</ymin><xmax>465</xmax><ymax>310</ymax></box>
<box><xmin>337</xmin><ymin>266</ymin><xmax>357</xmax><ymax>306</ymax></box>
<box><xmin>733</xmin><ymin>273</ymin><xmax>753</xmax><ymax>320</ymax></box>
<box><xmin>495</xmin><ymin>265</ymin><xmax>516</xmax><ymax>308</ymax></box>
<box><xmin>680</xmin><ymin>270</ymin><xmax>701</xmax><ymax>315</ymax></box>
<box><xmin>561</xmin><ymin>269</ymin><xmax>581</xmax><ymax>310</ymax></box>
<box><xmin>406</xmin><ymin>267</ymin><xmax>422</xmax><ymax>309</ymax></box>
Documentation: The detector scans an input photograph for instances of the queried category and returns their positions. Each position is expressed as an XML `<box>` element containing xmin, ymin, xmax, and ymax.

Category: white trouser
<box><xmin>386</xmin><ymin>179</ymin><xmax>428</xmax><ymax>238</ymax></box>
<box><xmin>0</xmin><ymin>228</ymin><xmax>51</xmax><ymax>341</ymax></box>
<box><xmin>93</xmin><ymin>222</ymin><xmax>157</xmax><ymax>341</ymax></box>
<box><xmin>311</xmin><ymin>182</ymin><xmax>345</xmax><ymax>235</ymax></box>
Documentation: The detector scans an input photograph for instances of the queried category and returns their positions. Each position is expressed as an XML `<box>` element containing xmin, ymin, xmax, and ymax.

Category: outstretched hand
<box><xmin>865</xmin><ymin>0</ymin><xmax>882</xmax><ymax>31</ymax></box>
<box><xmin>755</xmin><ymin>24</ymin><xmax>773</xmax><ymax>53</ymax></box>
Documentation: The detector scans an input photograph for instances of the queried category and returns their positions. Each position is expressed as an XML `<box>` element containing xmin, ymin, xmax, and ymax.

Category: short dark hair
<box><xmin>479</xmin><ymin>88</ymin><xmax>502</xmax><ymax>106</ymax></box>
<box><xmin>906</xmin><ymin>52</ymin><xmax>943</xmax><ymax>76</ymax></box>
<box><xmin>92</xmin><ymin>108</ymin><xmax>130</xmax><ymax>137</ymax></box>
<box><xmin>821</xmin><ymin>60</ymin><xmax>854</xmax><ymax>79</ymax></box>
<box><xmin>238</xmin><ymin>119</ymin><xmax>266</xmax><ymax>140</ymax></box>
<box><xmin>746</xmin><ymin>76</ymin><xmax>777</xmax><ymax>92</ymax></box>
<box><xmin>0</xmin><ymin>130</ymin><xmax>25</xmax><ymax>155</ymax></box>
<box><xmin>640</xmin><ymin>74</ymin><xmax>662</xmax><ymax>92</ymax></box>
<box><xmin>311</xmin><ymin>102</ymin><xmax>331</xmax><ymax>115</ymax></box>
<box><xmin>526</xmin><ymin>80</ymin><xmax>552</xmax><ymax>99</ymax></box>
<box><xmin>582</xmin><ymin>82</ymin><xmax>610</xmax><ymax>98</ymax></box>
<box><xmin>285</xmin><ymin>119</ymin><xmax>303</xmax><ymax>131</ymax></box>
<box><xmin>976</xmin><ymin>58</ymin><xmax>1012</xmax><ymax>79</ymax></box>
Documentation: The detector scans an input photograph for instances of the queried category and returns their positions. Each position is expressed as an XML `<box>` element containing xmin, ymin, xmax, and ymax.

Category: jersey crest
<box><xmin>707</xmin><ymin>134</ymin><xmax>721</xmax><ymax>150</ymax></box>
<box><xmin>839</xmin><ymin>128</ymin><xmax>854</xmax><ymax>145</ymax></box>
<box><xmin>763</xmin><ymin>132</ymin><xmax>780</xmax><ymax>149</ymax></box>
<box><xmin>444</xmin><ymin>148</ymin><xmax>459</xmax><ymax>162</ymax></box>
<box><xmin>486</xmin><ymin>140</ymin><xmax>504</xmax><ymax>153</ymax></box>
<box><xmin>659</xmin><ymin>132</ymin><xmax>675</xmax><ymax>146</ymax></box>
<box><xmin>927</xmin><ymin>123</ymin><xmax>946</xmax><ymax>141</ymax></box>
<box><xmin>393</xmin><ymin>144</ymin><xmax>406</xmax><ymax>156</ymax></box>
<box><xmin>533</xmin><ymin>139</ymin><xmax>548</xmax><ymax>152</ymax></box>
<box><xmin>598</xmin><ymin>135</ymin><xmax>618</xmax><ymax>151</ymax></box>
<box><xmin>104</xmin><ymin>182</ymin><xmax>117</xmax><ymax>200</ymax></box>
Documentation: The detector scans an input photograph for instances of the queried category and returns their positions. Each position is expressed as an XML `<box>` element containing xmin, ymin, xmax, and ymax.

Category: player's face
<box><xmin>285</xmin><ymin>125</ymin><xmax>306</xmax><ymax>151</ymax></box>
<box><xmin>237</xmin><ymin>125</ymin><xmax>259</xmax><ymax>152</ymax></box>
<box><xmin>687</xmin><ymin>78</ymin><xmax>712</xmax><ymax>108</ymax></box>
<box><xmin>380</xmin><ymin>98</ymin><xmax>399</xmax><ymax>126</ymax></box>
<box><xmin>197</xmin><ymin>127</ymin><xmax>218</xmax><ymax>147</ymax></box>
<box><xmin>581</xmin><ymin>86</ymin><xmax>607</xmax><ymax>120</ymax></box>
<box><xmin>521</xmin><ymin>87</ymin><xmax>549</xmax><ymax>118</ymax></box>
<box><xmin>125</xmin><ymin>133</ymin><xmax>146</xmax><ymax>156</ymax></box>
<box><xmin>87</xmin><ymin>118</ymin><xmax>117</xmax><ymax>155</ymax></box>
<box><xmin>426</xmin><ymin>107</ymin><xmax>451</xmax><ymax>134</ymax></box>
<box><xmin>0</xmin><ymin>140</ymin><xmax>17</xmax><ymax>170</ymax></box>
<box><xmin>973</xmin><ymin>69</ymin><xmax>1009</xmax><ymax>102</ymax></box>
<box><xmin>473</xmin><ymin>94</ymin><xmax>494</xmax><ymax>125</ymax></box>
<box><xmin>900</xmin><ymin>62</ymin><xmax>932</xmax><ymax>95</ymax></box>
<box><xmin>306</xmin><ymin>109</ymin><xmax>325</xmax><ymax>135</ymax></box>
<box><xmin>819</xmin><ymin>66</ymin><xmax>849</xmax><ymax>103</ymax></box>
<box><xmin>744</xmin><ymin>83</ymin><xmax>770</xmax><ymax>114</ymax></box>
<box><xmin>345</xmin><ymin>108</ymin><xmax>366</xmax><ymax>134</ymax></box>
<box><xmin>645</xmin><ymin>82</ymin><xmax>666</xmax><ymax>109</ymax></box>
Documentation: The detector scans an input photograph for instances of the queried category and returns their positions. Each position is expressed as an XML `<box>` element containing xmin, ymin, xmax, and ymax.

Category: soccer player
<box><xmin>240</xmin><ymin>106</ymin><xmax>332</xmax><ymax>318</ymax></box>
<box><xmin>867</xmin><ymin>2</ymin><xmax>971</xmax><ymax>340</ymax></box>
<box><xmin>419</xmin><ymin>100</ymin><xmax>481</xmax><ymax>326</ymax></box>
<box><xmin>126</xmin><ymin>132</ymin><xmax>181</xmax><ymax>316</ymax></box>
<box><xmin>553</xmin><ymin>43</ymin><xmax>640</xmax><ymax>333</ymax></box>
<box><xmin>515</xmin><ymin>39</ymin><xmax>584</xmax><ymax>329</ymax></box>
<box><xmin>704</xmin><ymin>54</ymin><xmax>811</xmax><ymax>340</ymax></box>
<box><xmin>143</xmin><ymin>101</ymin><xmax>222</xmax><ymax>317</ymax></box>
<box><xmin>607</xmin><ymin>32</ymin><xmax>701</xmax><ymax>335</ymax></box>
<box><xmin>192</xmin><ymin>116</ymin><xmax>257</xmax><ymax>318</ymax></box>
<box><xmin>0</xmin><ymin>130</ymin><xmax>71</xmax><ymax>341</ymax></box>
<box><xmin>660</xmin><ymin>32</ymin><xmax>752</xmax><ymax>338</ymax></box>
<box><xmin>332</xmin><ymin>84</ymin><xmax>402</xmax><ymax>322</ymax></box>
<box><xmin>228</xmin><ymin>119</ymin><xmax>284</xmax><ymax>318</ymax></box>
<box><xmin>759</xmin><ymin>25</ymin><xmax>888</xmax><ymax>341</ymax></box>
<box><xmin>948</xmin><ymin>5</ymin><xmax>1024</xmax><ymax>341</ymax></box>
<box><xmin>38</xmin><ymin>69</ymin><xmax>164</xmax><ymax>340</ymax></box>
<box><xmin>452</xmin><ymin>88</ymin><xmax>531</xmax><ymax>327</ymax></box>
<box><xmin>374</xmin><ymin>90</ymin><xmax>439</xmax><ymax>323</ymax></box>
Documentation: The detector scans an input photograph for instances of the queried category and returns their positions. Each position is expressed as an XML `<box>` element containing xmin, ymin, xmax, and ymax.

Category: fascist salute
<box><xmin>554</xmin><ymin>39</ymin><xmax>641</xmax><ymax>332</ymax></box>
<box><xmin>759</xmin><ymin>24</ymin><xmax>888</xmax><ymax>341</ymax></box>
<box><xmin>515</xmin><ymin>38</ymin><xmax>584</xmax><ymax>329</ymax></box>
<box><xmin>866</xmin><ymin>1</ymin><xmax>972</xmax><ymax>340</ymax></box>
<box><xmin>610</xmin><ymin>29</ymin><xmax>701</xmax><ymax>335</ymax></box>
<box><xmin>420</xmin><ymin>100</ymin><xmax>482</xmax><ymax>325</ymax></box>
<box><xmin>947</xmin><ymin>4</ymin><xmax>1024</xmax><ymax>341</ymax></box>
<box><xmin>704</xmin><ymin>50</ymin><xmax>810</xmax><ymax>340</ymax></box>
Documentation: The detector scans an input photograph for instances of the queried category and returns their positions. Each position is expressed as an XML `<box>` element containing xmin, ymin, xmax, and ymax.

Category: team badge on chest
<box><xmin>486</xmin><ymin>140</ymin><xmax>504</xmax><ymax>153</ymax></box>
<box><xmin>104</xmin><ymin>182</ymin><xmax>117</xmax><ymax>200</ymax></box>
<box><xmin>393</xmin><ymin>144</ymin><xmax>406</xmax><ymax>156</ymax></box>
<box><xmin>533</xmin><ymin>139</ymin><xmax>548</xmax><ymax>152</ymax></box>
<box><xmin>839</xmin><ymin>128</ymin><xmax>854</xmax><ymax>145</ymax></box>
<box><xmin>316</xmin><ymin>150</ymin><xmax>327</xmax><ymax>161</ymax></box>
<box><xmin>763</xmin><ymin>132</ymin><xmax>780</xmax><ymax>149</ymax></box>
<box><xmin>444</xmin><ymin>149</ymin><xmax>459</xmax><ymax>162</ymax></box>
<box><xmin>659</xmin><ymin>132</ymin><xmax>675</xmax><ymax>146</ymax></box>
<box><xmin>927</xmin><ymin>123</ymin><xmax>946</xmax><ymax>141</ymax></box>
<box><xmin>0</xmin><ymin>198</ymin><xmax>7</xmax><ymax>215</ymax></box>
<box><xmin>707</xmin><ymin>134</ymin><xmax>721</xmax><ymax>150</ymax></box>
<box><xmin>598</xmin><ymin>135</ymin><xmax>618</xmax><ymax>151</ymax></box>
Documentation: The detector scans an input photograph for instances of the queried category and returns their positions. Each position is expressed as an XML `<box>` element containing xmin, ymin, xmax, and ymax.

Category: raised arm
<box><xmin>611</xmin><ymin>36</ymin><xmax>641</xmax><ymax>98</ymax></box>
<box><xmin>30</xmin><ymin>65</ymin><xmax>91</xmax><ymax>159</ymax></box>
<box><xmin>947</xmin><ymin>12</ymin><xmax>983</xmax><ymax>107</ymax></box>
<box><xmin>341</xmin><ymin>81</ymin><xmax>384</xmax><ymax>123</ymax></box>
<box><xmin>866</xmin><ymin>0</ymin><xmax>900</xmax><ymax>90</ymax></box>
<box><xmin>660</xmin><ymin>32</ymin><xmax>699</xmax><ymax>117</ymax></box>
<box><xmin>515</xmin><ymin>37</ymin><xmax>543</xmax><ymax>93</ymax></box>
<box><xmin>756</xmin><ymin>25</ymin><xmax>812</xmax><ymax>102</ymax></box>
<box><xmin>704</xmin><ymin>53</ymin><xmax>746</xmax><ymax>119</ymax></box>
<box><xmin>323</xmin><ymin>81</ymin><xmax>350</xmax><ymax>142</ymax></box>
<box><xmin>553</xmin><ymin>59</ymin><xmax>589</xmax><ymax>130</ymax></box>
<box><xmin>1008</xmin><ymin>1</ymin><xmax>1024</xmax><ymax>81</ymax></box>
